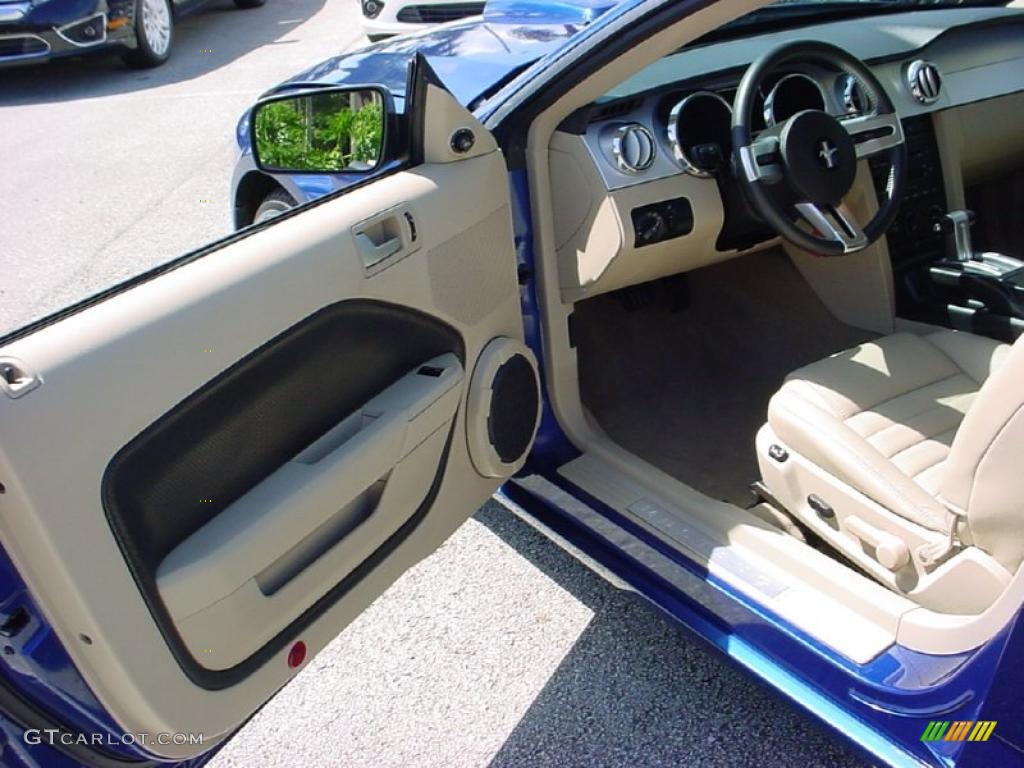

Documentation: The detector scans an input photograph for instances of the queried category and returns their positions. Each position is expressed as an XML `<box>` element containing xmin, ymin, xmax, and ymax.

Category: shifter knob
<box><xmin>936</xmin><ymin>209</ymin><xmax>976</xmax><ymax>235</ymax></box>
<box><xmin>942</xmin><ymin>209</ymin><xmax>977</xmax><ymax>262</ymax></box>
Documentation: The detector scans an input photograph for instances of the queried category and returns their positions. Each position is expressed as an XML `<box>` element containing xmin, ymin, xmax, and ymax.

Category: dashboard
<box><xmin>550</xmin><ymin>7</ymin><xmax>1024</xmax><ymax>302</ymax></box>
<box><xmin>606</xmin><ymin>66</ymin><xmax>855</xmax><ymax>183</ymax></box>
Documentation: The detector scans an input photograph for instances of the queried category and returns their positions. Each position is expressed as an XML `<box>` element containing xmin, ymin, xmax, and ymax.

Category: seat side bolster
<box><xmin>768</xmin><ymin>388</ymin><xmax>952</xmax><ymax>533</ymax></box>
<box><xmin>942</xmin><ymin>336</ymin><xmax>1024</xmax><ymax>571</ymax></box>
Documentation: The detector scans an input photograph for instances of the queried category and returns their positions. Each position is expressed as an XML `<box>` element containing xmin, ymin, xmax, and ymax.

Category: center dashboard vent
<box><xmin>906</xmin><ymin>60</ymin><xmax>942</xmax><ymax>105</ymax></box>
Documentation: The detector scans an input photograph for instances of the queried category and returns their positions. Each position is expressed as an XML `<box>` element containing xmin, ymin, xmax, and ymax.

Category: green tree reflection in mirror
<box><xmin>255</xmin><ymin>90</ymin><xmax>384</xmax><ymax>173</ymax></box>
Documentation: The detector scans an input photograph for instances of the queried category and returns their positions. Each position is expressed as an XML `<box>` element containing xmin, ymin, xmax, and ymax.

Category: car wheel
<box><xmin>233</xmin><ymin>0</ymin><xmax>266</xmax><ymax>8</ymax></box>
<box><xmin>252</xmin><ymin>189</ymin><xmax>297</xmax><ymax>225</ymax></box>
<box><xmin>123</xmin><ymin>0</ymin><xmax>174</xmax><ymax>69</ymax></box>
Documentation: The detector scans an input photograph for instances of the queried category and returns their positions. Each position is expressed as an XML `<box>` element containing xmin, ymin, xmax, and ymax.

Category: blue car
<box><xmin>0</xmin><ymin>0</ymin><xmax>265</xmax><ymax>69</ymax></box>
<box><xmin>230</xmin><ymin>0</ymin><xmax>614</xmax><ymax>227</ymax></box>
<box><xmin>4</xmin><ymin>0</ymin><xmax>1024</xmax><ymax>766</ymax></box>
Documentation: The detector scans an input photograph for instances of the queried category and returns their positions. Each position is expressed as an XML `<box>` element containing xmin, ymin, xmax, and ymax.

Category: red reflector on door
<box><xmin>287</xmin><ymin>641</ymin><xmax>307</xmax><ymax>669</ymax></box>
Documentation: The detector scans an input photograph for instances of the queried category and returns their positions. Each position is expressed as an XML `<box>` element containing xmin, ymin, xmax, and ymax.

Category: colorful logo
<box><xmin>921</xmin><ymin>721</ymin><xmax>997</xmax><ymax>743</ymax></box>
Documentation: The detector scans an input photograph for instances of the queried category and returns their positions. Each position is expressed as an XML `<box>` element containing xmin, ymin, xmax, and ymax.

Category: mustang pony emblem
<box><xmin>818</xmin><ymin>139</ymin><xmax>840</xmax><ymax>169</ymax></box>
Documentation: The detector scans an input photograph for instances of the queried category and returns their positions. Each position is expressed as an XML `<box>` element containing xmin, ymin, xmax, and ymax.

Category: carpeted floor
<box><xmin>574</xmin><ymin>248</ymin><xmax>875</xmax><ymax>506</ymax></box>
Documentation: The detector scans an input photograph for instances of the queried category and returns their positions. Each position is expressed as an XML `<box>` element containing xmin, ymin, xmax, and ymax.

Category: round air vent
<box><xmin>906</xmin><ymin>60</ymin><xmax>942</xmax><ymax>105</ymax></box>
<box><xmin>611</xmin><ymin>123</ymin><xmax>656</xmax><ymax>174</ymax></box>
<box><xmin>837</xmin><ymin>73</ymin><xmax>868</xmax><ymax>116</ymax></box>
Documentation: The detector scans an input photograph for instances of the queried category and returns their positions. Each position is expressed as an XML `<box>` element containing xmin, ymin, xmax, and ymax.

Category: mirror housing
<box><xmin>251</xmin><ymin>86</ymin><xmax>393</xmax><ymax>174</ymax></box>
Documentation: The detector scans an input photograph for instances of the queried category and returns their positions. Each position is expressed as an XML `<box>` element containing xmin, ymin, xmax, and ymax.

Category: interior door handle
<box><xmin>355</xmin><ymin>231</ymin><xmax>402</xmax><ymax>267</ymax></box>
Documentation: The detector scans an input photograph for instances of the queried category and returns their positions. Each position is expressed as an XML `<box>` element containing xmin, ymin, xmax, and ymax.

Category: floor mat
<box><xmin>574</xmin><ymin>249</ymin><xmax>876</xmax><ymax>506</ymax></box>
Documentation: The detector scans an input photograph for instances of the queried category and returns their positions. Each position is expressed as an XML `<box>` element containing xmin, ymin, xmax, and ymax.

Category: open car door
<box><xmin>0</xmin><ymin>61</ymin><xmax>540</xmax><ymax>763</ymax></box>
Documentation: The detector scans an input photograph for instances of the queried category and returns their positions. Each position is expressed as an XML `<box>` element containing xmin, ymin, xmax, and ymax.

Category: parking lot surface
<box><xmin>2</xmin><ymin>3</ymin><xmax>867</xmax><ymax>765</ymax></box>
<box><xmin>210</xmin><ymin>500</ymin><xmax>866</xmax><ymax>768</ymax></box>
<box><xmin>1</xmin><ymin>0</ymin><xmax>358</xmax><ymax>335</ymax></box>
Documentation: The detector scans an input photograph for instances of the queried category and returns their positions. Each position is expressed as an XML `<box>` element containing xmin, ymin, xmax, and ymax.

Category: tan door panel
<box><xmin>0</xmin><ymin>134</ymin><xmax>535</xmax><ymax>758</ymax></box>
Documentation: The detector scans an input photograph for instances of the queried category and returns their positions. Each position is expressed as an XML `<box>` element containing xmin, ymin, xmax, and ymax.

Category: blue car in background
<box><xmin>231</xmin><ymin>0</ymin><xmax>617</xmax><ymax>227</ymax></box>
<box><xmin>0</xmin><ymin>0</ymin><xmax>265</xmax><ymax>69</ymax></box>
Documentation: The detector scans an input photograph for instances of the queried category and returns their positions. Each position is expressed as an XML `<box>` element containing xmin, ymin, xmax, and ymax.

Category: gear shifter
<box><xmin>939</xmin><ymin>209</ymin><xmax>1024</xmax><ymax>275</ymax></box>
<box><xmin>929</xmin><ymin>209</ymin><xmax>1024</xmax><ymax>328</ymax></box>
<box><xmin>940</xmin><ymin>209</ymin><xmax>976</xmax><ymax>263</ymax></box>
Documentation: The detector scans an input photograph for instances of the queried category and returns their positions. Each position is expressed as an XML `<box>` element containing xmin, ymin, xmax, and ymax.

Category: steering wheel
<box><xmin>731</xmin><ymin>41</ymin><xmax>907</xmax><ymax>257</ymax></box>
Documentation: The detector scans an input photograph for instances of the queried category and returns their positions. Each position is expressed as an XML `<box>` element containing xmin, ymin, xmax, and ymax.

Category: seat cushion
<box><xmin>767</xmin><ymin>331</ymin><xmax>1009</xmax><ymax>533</ymax></box>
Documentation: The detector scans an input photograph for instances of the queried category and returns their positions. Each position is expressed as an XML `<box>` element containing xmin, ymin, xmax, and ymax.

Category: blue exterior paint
<box><xmin>484</xmin><ymin>0</ymin><xmax>617</xmax><ymax>25</ymax></box>
<box><xmin>0</xmin><ymin>0</ymin><xmax>211</xmax><ymax>68</ymax></box>
<box><xmin>501</xmin><ymin>84</ymin><xmax>1024</xmax><ymax>762</ymax></box>
<box><xmin>0</xmin><ymin>714</ymin><xmax>85</xmax><ymax>768</ymax></box>
<box><xmin>231</xmin><ymin>15</ymin><xmax>589</xmax><ymax>226</ymax></box>
<box><xmin>974</xmin><ymin>616</ymin><xmax>1024</xmax><ymax>759</ymax></box>
<box><xmin>499</xmin><ymin>477</ymin><xmax>1024</xmax><ymax>767</ymax></box>
<box><xmin>0</xmin><ymin>0</ymin><xmax>132</xmax><ymax>67</ymax></box>
<box><xmin>229</xmin><ymin>0</ymin><xmax>630</xmax><ymax>224</ymax></box>
<box><xmin>0</xmin><ymin>543</ymin><xmax>156</xmax><ymax>763</ymax></box>
<box><xmin>0</xmin><ymin>541</ymin><xmax>227</xmax><ymax>765</ymax></box>
<box><xmin>507</xmin><ymin>169</ymin><xmax>580</xmax><ymax>472</ymax></box>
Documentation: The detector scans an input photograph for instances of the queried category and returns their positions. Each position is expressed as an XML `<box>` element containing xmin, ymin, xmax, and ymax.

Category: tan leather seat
<box><xmin>757</xmin><ymin>330</ymin><xmax>1024</xmax><ymax>613</ymax></box>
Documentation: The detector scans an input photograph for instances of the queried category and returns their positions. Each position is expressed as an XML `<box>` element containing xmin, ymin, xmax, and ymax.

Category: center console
<box><xmin>929</xmin><ymin>212</ymin><xmax>1024</xmax><ymax>335</ymax></box>
<box><xmin>869</xmin><ymin>115</ymin><xmax>948</xmax><ymax>274</ymax></box>
<box><xmin>871</xmin><ymin>115</ymin><xmax>1024</xmax><ymax>340</ymax></box>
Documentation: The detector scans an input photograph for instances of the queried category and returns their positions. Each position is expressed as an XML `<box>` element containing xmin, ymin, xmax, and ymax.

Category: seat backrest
<box><xmin>941</xmin><ymin>333</ymin><xmax>1024</xmax><ymax>571</ymax></box>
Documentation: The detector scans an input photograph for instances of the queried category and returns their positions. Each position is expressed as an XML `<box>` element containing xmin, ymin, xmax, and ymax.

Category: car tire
<box><xmin>252</xmin><ymin>189</ymin><xmax>297</xmax><ymax>225</ymax></box>
<box><xmin>123</xmin><ymin>0</ymin><xmax>174</xmax><ymax>69</ymax></box>
<box><xmin>233</xmin><ymin>0</ymin><xmax>266</xmax><ymax>8</ymax></box>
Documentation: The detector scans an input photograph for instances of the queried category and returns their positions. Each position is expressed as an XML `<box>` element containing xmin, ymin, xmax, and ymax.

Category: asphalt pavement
<box><xmin>210</xmin><ymin>501</ymin><xmax>867</xmax><ymax>768</ymax></box>
<box><xmin>0</xmin><ymin>0</ymin><xmax>359</xmax><ymax>335</ymax></box>
<box><xmin>1</xmin><ymin>3</ymin><xmax>867</xmax><ymax>766</ymax></box>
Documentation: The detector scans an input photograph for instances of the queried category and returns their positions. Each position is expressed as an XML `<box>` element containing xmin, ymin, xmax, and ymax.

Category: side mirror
<box><xmin>251</xmin><ymin>86</ymin><xmax>390</xmax><ymax>174</ymax></box>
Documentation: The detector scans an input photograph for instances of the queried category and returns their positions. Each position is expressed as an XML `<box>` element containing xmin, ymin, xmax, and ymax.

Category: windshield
<box><xmin>736</xmin><ymin>0</ymin><xmax>1008</xmax><ymax>22</ymax></box>
<box><xmin>691</xmin><ymin>0</ymin><xmax>1008</xmax><ymax>46</ymax></box>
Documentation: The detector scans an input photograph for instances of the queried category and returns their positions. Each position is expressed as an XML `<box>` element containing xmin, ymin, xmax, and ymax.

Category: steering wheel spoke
<box><xmin>843</xmin><ymin>112</ymin><xmax>904</xmax><ymax>159</ymax></box>
<box><xmin>795</xmin><ymin>201</ymin><xmax>869</xmax><ymax>253</ymax></box>
<box><xmin>738</xmin><ymin>135</ymin><xmax>783</xmax><ymax>183</ymax></box>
